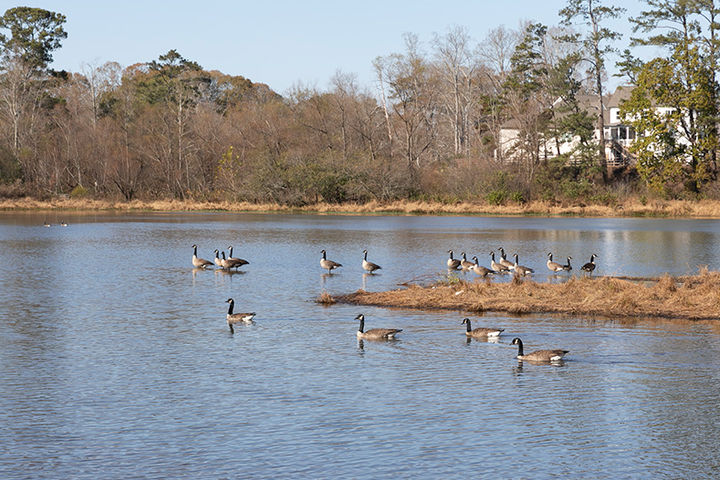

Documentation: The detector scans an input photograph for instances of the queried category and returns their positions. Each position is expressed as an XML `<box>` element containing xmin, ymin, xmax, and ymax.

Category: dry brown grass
<box><xmin>336</xmin><ymin>268</ymin><xmax>720</xmax><ymax>321</ymax></box>
<box><xmin>4</xmin><ymin>196</ymin><xmax>720</xmax><ymax>217</ymax></box>
<box><xmin>316</xmin><ymin>291</ymin><xmax>336</xmax><ymax>305</ymax></box>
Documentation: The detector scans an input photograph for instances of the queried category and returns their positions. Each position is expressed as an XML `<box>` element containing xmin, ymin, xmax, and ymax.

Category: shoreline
<box><xmin>3</xmin><ymin>196</ymin><xmax>720</xmax><ymax>218</ymax></box>
<box><xmin>334</xmin><ymin>270</ymin><xmax>720</xmax><ymax>322</ymax></box>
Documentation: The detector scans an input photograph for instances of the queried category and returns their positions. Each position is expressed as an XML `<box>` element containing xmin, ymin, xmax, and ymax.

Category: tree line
<box><xmin>1</xmin><ymin>2</ymin><xmax>719</xmax><ymax>205</ymax></box>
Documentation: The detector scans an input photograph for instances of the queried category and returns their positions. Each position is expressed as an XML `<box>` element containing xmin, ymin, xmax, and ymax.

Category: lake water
<box><xmin>1</xmin><ymin>212</ymin><xmax>719</xmax><ymax>478</ymax></box>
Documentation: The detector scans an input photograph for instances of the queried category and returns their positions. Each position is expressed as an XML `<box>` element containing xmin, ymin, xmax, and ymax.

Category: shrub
<box><xmin>70</xmin><ymin>185</ymin><xmax>89</xmax><ymax>198</ymax></box>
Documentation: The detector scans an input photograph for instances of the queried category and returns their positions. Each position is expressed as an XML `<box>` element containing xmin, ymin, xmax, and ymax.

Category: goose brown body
<box><xmin>512</xmin><ymin>254</ymin><xmax>534</xmax><ymax>276</ymax></box>
<box><xmin>225</xmin><ymin>298</ymin><xmax>255</xmax><ymax>333</ymax></box>
<box><xmin>511</xmin><ymin>338</ymin><xmax>568</xmax><ymax>362</ymax></box>
<box><xmin>546</xmin><ymin>253</ymin><xmax>565</xmax><ymax>272</ymax></box>
<box><xmin>462</xmin><ymin>318</ymin><xmax>503</xmax><ymax>337</ymax></box>
<box><xmin>192</xmin><ymin>244</ymin><xmax>214</xmax><ymax>269</ymax></box>
<box><xmin>447</xmin><ymin>250</ymin><xmax>461</xmax><ymax>270</ymax></box>
<box><xmin>362</xmin><ymin>249</ymin><xmax>381</xmax><ymax>273</ymax></box>
<box><xmin>355</xmin><ymin>314</ymin><xmax>402</xmax><ymax>340</ymax></box>
<box><xmin>498</xmin><ymin>247</ymin><xmax>515</xmax><ymax>270</ymax></box>
<box><xmin>227</xmin><ymin>246</ymin><xmax>249</xmax><ymax>268</ymax></box>
<box><xmin>320</xmin><ymin>249</ymin><xmax>342</xmax><ymax>273</ymax></box>
<box><xmin>470</xmin><ymin>256</ymin><xmax>494</xmax><ymax>277</ymax></box>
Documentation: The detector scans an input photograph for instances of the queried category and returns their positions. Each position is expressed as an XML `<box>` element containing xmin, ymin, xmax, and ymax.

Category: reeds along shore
<box><xmin>5</xmin><ymin>196</ymin><xmax>720</xmax><ymax>217</ymax></box>
<box><xmin>336</xmin><ymin>268</ymin><xmax>720</xmax><ymax>321</ymax></box>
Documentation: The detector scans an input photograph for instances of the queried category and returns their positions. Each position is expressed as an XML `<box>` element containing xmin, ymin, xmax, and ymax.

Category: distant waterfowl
<box><xmin>460</xmin><ymin>252</ymin><xmax>474</xmax><ymax>270</ymax></box>
<box><xmin>60</xmin><ymin>221</ymin><xmax>68</xmax><ymax>227</ymax></box>
<box><xmin>43</xmin><ymin>221</ymin><xmax>51</xmax><ymax>227</ymax></box>
<box><xmin>546</xmin><ymin>253</ymin><xmax>565</xmax><ymax>273</ymax></box>
<box><xmin>227</xmin><ymin>246</ymin><xmax>249</xmax><ymax>268</ymax></box>
<box><xmin>581</xmin><ymin>254</ymin><xmax>597</xmax><ymax>273</ymax></box>
<box><xmin>562</xmin><ymin>256</ymin><xmax>573</xmax><ymax>271</ymax></box>
<box><xmin>511</xmin><ymin>337</ymin><xmax>568</xmax><ymax>362</ymax></box>
<box><xmin>192</xmin><ymin>244</ymin><xmax>213</xmax><ymax>269</ymax></box>
<box><xmin>225</xmin><ymin>298</ymin><xmax>256</xmax><ymax>333</ymax></box>
<box><xmin>498</xmin><ymin>247</ymin><xmax>515</xmax><ymax>270</ymax></box>
<box><xmin>362</xmin><ymin>249</ymin><xmax>382</xmax><ymax>273</ymax></box>
<box><xmin>512</xmin><ymin>254</ymin><xmax>534</xmax><ymax>276</ymax></box>
<box><xmin>462</xmin><ymin>318</ymin><xmax>504</xmax><ymax>338</ymax></box>
<box><xmin>447</xmin><ymin>250</ymin><xmax>461</xmax><ymax>270</ymax></box>
<box><xmin>355</xmin><ymin>314</ymin><xmax>402</xmax><ymax>340</ymax></box>
<box><xmin>471</xmin><ymin>256</ymin><xmax>495</xmax><ymax>277</ymax></box>
<box><xmin>320</xmin><ymin>249</ymin><xmax>342</xmax><ymax>273</ymax></box>
<box><xmin>490</xmin><ymin>251</ymin><xmax>509</xmax><ymax>273</ymax></box>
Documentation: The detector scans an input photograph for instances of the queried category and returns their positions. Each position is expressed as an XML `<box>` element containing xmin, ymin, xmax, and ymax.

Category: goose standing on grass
<box><xmin>362</xmin><ymin>249</ymin><xmax>382</xmax><ymax>273</ymax></box>
<box><xmin>512</xmin><ymin>254</ymin><xmax>534</xmax><ymax>276</ymax></box>
<box><xmin>227</xmin><ymin>246</ymin><xmax>249</xmax><ymax>269</ymax></box>
<box><xmin>563</xmin><ymin>256</ymin><xmax>573</xmax><ymax>271</ymax></box>
<box><xmin>355</xmin><ymin>314</ymin><xmax>402</xmax><ymax>340</ymax></box>
<box><xmin>471</xmin><ymin>256</ymin><xmax>495</xmax><ymax>277</ymax></box>
<box><xmin>490</xmin><ymin>251</ymin><xmax>509</xmax><ymax>273</ymax></box>
<box><xmin>581</xmin><ymin>254</ymin><xmax>597</xmax><ymax>273</ymax></box>
<box><xmin>225</xmin><ymin>298</ymin><xmax>255</xmax><ymax>333</ymax></box>
<box><xmin>511</xmin><ymin>338</ymin><xmax>568</xmax><ymax>362</ymax></box>
<box><xmin>320</xmin><ymin>249</ymin><xmax>342</xmax><ymax>274</ymax></box>
<box><xmin>192</xmin><ymin>244</ymin><xmax>214</xmax><ymax>269</ymax></box>
<box><xmin>498</xmin><ymin>247</ymin><xmax>515</xmax><ymax>270</ymax></box>
<box><xmin>546</xmin><ymin>253</ymin><xmax>565</xmax><ymax>273</ymax></box>
<box><xmin>462</xmin><ymin>318</ymin><xmax>504</xmax><ymax>338</ymax></box>
<box><xmin>447</xmin><ymin>250</ymin><xmax>461</xmax><ymax>270</ymax></box>
<box><xmin>460</xmin><ymin>252</ymin><xmax>474</xmax><ymax>270</ymax></box>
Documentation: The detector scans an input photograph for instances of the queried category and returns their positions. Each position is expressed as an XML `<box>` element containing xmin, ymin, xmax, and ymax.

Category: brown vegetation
<box><xmin>316</xmin><ymin>291</ymin><xmax>336</xmax><ymax>305</ymax></box>
<box><xmin>4</xmin><ymin>196</ymin><xmax>720</xmax><ymax>218</ymax></box>
<box><xmin>336</xmin><ymin>269</ymin><xmax>720</xmax><ymax>321</ymax></box>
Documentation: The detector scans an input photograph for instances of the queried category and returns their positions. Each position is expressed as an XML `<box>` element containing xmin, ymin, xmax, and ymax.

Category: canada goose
<box><xmin>512</xmin><ymin>254</ymin><xmax>534</xmax><ymax>276</ymax></box>
<box><xmin>213</xmin><ymin>249</ymin><xmax>224</xmax><ymax>268</ymax></box>
<box><xmin>546</xmin><ymin>253</ymin><xmax>565</xmax><ymax>273</ymax></box>
<box><xmin>43</xmin><ymin>221</ymin><xmax>51</xmax><ymax>227</ymax></box>
<box><xmin>511</xmin><ymin>337</ymin><xmax>568</xmax><ymax>362</ymax></box>
<box><xmin>225</xmin><ymin>298</ymin><xmax>255</xmax><ymax>333</ymax></box>
<box><xmin>227</xmin><ymin>246</ymin><xmax>249</xmax><ymax>268</ymax></box>
<box><xmin>447</xmin><ymin>250</ymin><xmax>461</xmax><ymax>270</ymax></box>
<box><xmin>320</xmin><ymin>249</ymin><xmax>342</xmax><ymax>273</ymax></box>
<box><xmin>355</xmin><ymin>314</ymin><xmax>402</xmax><ymax>340</ymax></box>
<box><xmin>471</xmin><ymin>256</ymin><xmax>495</xmax><ymax>277</ymax></box>
<box><xmin>562</xmin><ymin>256</ymin><xmax>573</xmax><ymax>271</ymax></box>
<box><xmin>362</xmin><ymin>249</ymin><xmax>382</xmax><ymax>273</ymax></box>
<box><xmin>581</xmin><ymin>254</ymin><xmax>597</xmax><ymax>273</ymax></box>
<box><xmin>60</xmin><ymin>221</ymin><xmax>68</xmax><ymax>227</ymax></box>
<box><xmin>498</xmin><ymin>247</ymin><xmax>515</xmax><ymax>270</ymax></box>
<box><xmin>462</xmin><ymin>318</ymin><xmax>504</xmax><ymax>338</ymax></box>
<box><xmin>460</xmin><ymin>252</ymin><xmax>474</xmax><ymax>270</ymax></box>
<box><xmin>192</xmin><ymin>244</ymin><xmax>213</xmax><ymax>269</ymax></box>
<box><xmin>220</xmin><ymin>251</ymin><xmax>241</xmax><ymax>270</ymax></box>
<box><xmin>490</xmin><ymin>252</ymin><xmax>509</xmax><ymax>273</ymax></box>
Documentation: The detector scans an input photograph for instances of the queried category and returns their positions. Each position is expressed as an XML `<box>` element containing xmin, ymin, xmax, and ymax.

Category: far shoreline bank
<box><xmin>3</xmin><ymin>196</ymin><xmax>720</xmax><ymax>218</ymax></box>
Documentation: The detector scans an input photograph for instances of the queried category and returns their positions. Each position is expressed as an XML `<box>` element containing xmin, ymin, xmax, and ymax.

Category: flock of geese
<box><xmin>193</xmin><ymin>243</ymin><xmax>575</xmax><ymax>363</ymax></box>
<box><xmin>447</xmin><ymin>248</ymin><xmax>597</xmax><ymax>276</ymax></box>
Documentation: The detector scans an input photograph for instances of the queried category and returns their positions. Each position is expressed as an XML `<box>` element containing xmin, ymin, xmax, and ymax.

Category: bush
<box><xmin>70</xmin><ymin>185</ymin><xmax>89</xmax><ymax>198</ymax></box>
<box><xmin>486</xmin><ymin>189</ymin><xmax>507</xmax><ymax>205</ymax></box>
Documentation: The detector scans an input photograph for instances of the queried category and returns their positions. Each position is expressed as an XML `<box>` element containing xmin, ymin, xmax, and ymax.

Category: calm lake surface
<box><xmin>1</xmin><ymin>212</ymin><xmax>720</xmax><ymax>479</ymax></box>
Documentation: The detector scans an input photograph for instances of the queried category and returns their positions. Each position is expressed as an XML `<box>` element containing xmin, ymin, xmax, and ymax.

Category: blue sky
<box><xmin>11</xmin><ymin>1</ymin><xmax>645</xmax><ymax>94</ymax></box>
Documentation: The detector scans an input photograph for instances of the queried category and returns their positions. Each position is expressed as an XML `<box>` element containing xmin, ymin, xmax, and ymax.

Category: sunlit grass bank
<box><xmin>336</xmin><ymin>268</ymin><xmax>720</xmax><ymax>321</ymax></box>
<box><xmin>4</xmin><ymin>196</ymin><xmax>720</xmax><ymax>217</ymax></box>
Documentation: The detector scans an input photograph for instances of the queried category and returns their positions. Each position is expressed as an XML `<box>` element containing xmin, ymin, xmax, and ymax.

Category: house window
<box><xmin>609</xmin><ymin>125</ymin><xmax>636</xmax><ymax>141</ymax></box>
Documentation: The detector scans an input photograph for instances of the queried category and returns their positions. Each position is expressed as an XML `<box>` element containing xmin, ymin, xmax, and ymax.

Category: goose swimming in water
<box><xmin>511</xmin><ymin>337</ymin><xmax>568</xmax><ymax>363</ymax></box>
<box><xmin>355</xmin><ymin>314</ymin><xmax>402</xmax><ymax>340</ymax></box>
<box><xmin>225</xmin><ymin>298</ymin><xmax>255</xmax><ymax>333</ymax></box>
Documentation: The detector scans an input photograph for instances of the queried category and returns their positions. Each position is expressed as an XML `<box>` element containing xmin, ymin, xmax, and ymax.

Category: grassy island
<box><xmin>335</xmin><ymin>268</ymin><xmax>720</xmax><ymax>321</ymax></box>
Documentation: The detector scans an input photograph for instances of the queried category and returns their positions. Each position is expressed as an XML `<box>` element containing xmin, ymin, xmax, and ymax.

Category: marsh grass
<box><xmin>5</xmin><ymin>196</ymin><xmax>720</xmax><ymax>217</ymax></box>
<box><xmin>336</xmin><ymin>268</ymin><xmax>720</xmax><ymax>320</ymax></box>
<box><xmin>316</xmin><ymin>291</ymin><xmax>336</xmax><ymax>305</ymax></box>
